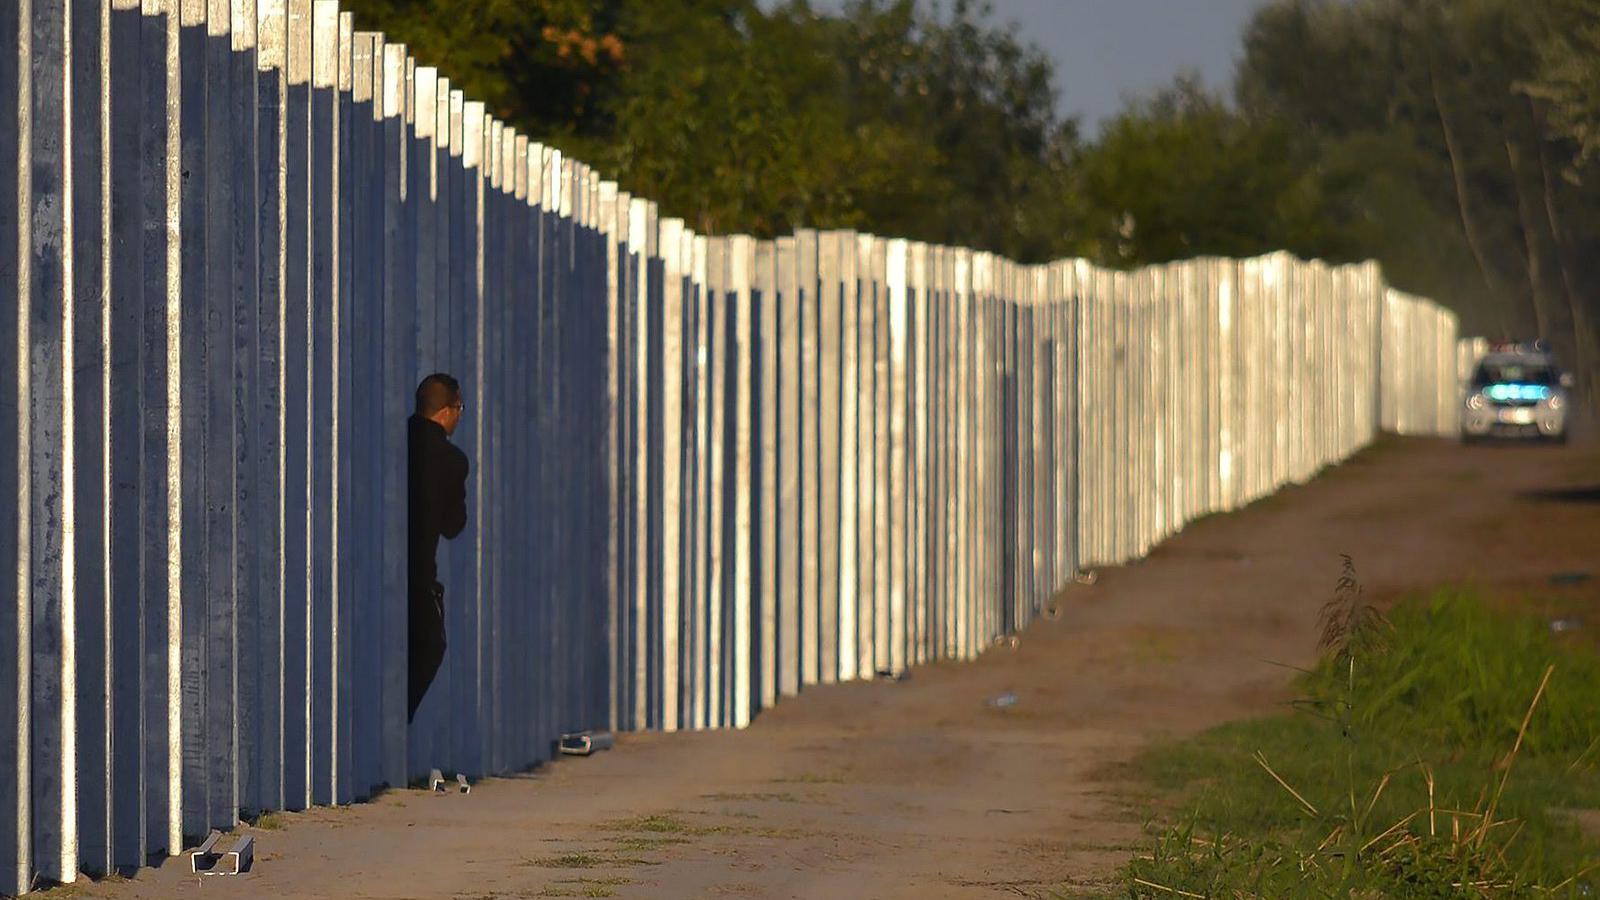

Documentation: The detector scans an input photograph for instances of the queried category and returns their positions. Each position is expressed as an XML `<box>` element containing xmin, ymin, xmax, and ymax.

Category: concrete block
<box><xmin>868</xmin><ymin>237</ymin><xmax>890</xmax><ymax>676</ymax></box>
<box><xmin>307</xmin><ymin>0</ymin><xmax>340</xmax><ymax>809</ymax></box>
<box><xmin>658</xmin><ymin>216</ymin><xmax>684</xmax><ymax>732</ymax></box>
<box><xmin>774</xmin><ymin>236</ymin><xmax>800</xmax><ymax>699</ymax></box>
<box><xmin>794</xmin><ymin>229</ymin><xmax>819</xmax><ymax>688</ymax></box>
<box><xmin>906</xmin><ymin>242</ymin><xmax>928</xmax><ymax>666</ymax></box>
<box><xmin>139</xmin><ymin>0</ymin><xmax>183</xmax><ymax>852</ymax></box>
<box><xmin>23</xmin><ymin>0</ymin><xmax>74</xmax><ymax>882</ymax></box>
<box><xmin>729</xmin><ymin>234</ymin><xmax>753</xmax><ymax>728</ymax></box>
<box><xmin>377</xmin><ymin>38</ymin><xmax>409</xmax><ymax>791</ymax></box>
<box><xmin>280</xmin><ymin>0</ymin><xmax>312</xmax><ymax>812</ymax></box>
<box><xmin>886</xmin><ymin>240</ymin><xmax>909</xmax><ymax>675</ymax></box>
<box><xmin>105</xmin><ymin>0</ymin><xmax>149</xmax><ymax>868</ymax></box>
<box><xmin>754</xmin><ymin>239</ymin><xmax>778</xmax><ymax>712</ymax></box>
<box><xmin>346</xmin><ymin>29</ymin><xmax>382</xmax><ymax>801</ymax></box>
<box><xmin>835</xmin><ymin>231</ymin><xmax>857</xmax><ymax>683</ymax></box>
<box><xmin>0</xmin><ymin>4</ymin><xmax>25</xmax><ymax>887</ymax></box>
<box><xmin>70</xmin><ymin>0</ymin><xmax>114</xmax><ymax>876</ymax></box>
<box><xmin>688</xmin><ymin>228</ymin><xmax>708</xmax><ymax>729</ymax></box>
<box><xmin>815</xmin><ymin>231</ymin><xmax>841</xmax><ymax>685</ymax></box>
<box><xmin>704</xmin><ymin>235</ymin><xmax>725</xmax><ymax>726</ymax></box>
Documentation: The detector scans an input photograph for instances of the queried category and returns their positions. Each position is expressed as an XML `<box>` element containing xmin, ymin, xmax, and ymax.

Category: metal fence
<box><xmin>0</xmin><ymin>0</ymin><xmax>1461</xmax><ymax>892</ymax></box>
<box><xmin>1382</xmin><ymin>288</ymin><xmax>1463</xmax><ymax>437</ymax></box>
<box><xmin>1457</xmin><ymin>336</ymin><xmax>1490</xmax><ymax>389</ymax></box>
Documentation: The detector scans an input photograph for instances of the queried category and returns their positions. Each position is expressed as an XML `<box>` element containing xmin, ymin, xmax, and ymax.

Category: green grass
<box><xmin>770</xmin><ymin>772</ymin><xmax>845</xmax><ymax>785</ymax></box>
<box><xmin>248</xmin><ymin>812</ymin><xmax>286</xmax><ymax>831</ymax></box>
<box><xmin>700</xmin><ymin>791</ymin><xmax>800</xmax><ymax>803</ymax></box>
<box><xmin>1314</xmin><ymin>592</ymin><xmax>1600</xmax><ymax>759</ymax></box>
<box><xmin>520</xmin><ymin>852</ymin><xmax>654</xmax><ymax>870</ymax></box>
<box><xmin>537</xmin><ymin>876</ymin><xmax>633</xmax><ymax>898</ymax></box>
<box><xmin>601</xmin><ymin>835</ymin><xmax>692</xmax><ymax>852</ymax></box>
<box><xmin>1122</xmin><ymin>590</ymin><xmax>1600</xmax><ymax>898</ymax></box>
<box><xmin>597</xmin><ymin>813</ymin><xmax>728</xmax><ymax>836</ymax></box>
<box><xmin>522</xmin><ymin>853</ymin><xmax>611</xmax><ymax>869</ymax></box>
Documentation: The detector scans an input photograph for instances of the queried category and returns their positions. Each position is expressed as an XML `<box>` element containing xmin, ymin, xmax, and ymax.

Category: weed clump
<box><xmin>1125</xmin><ymin>559</ymin><xmax>1600</xmax><ymax>898</ymax></box>
<box><xmin>1307</xmin><ymin>587</ymin><xmax>1600</xmax><ymax>760</ymax></box>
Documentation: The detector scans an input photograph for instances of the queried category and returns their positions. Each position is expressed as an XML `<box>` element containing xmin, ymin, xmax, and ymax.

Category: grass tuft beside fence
<box><xmin>1124</xmin><ymin>579</ymin><xmax>1600</xmax><ymax>898</ymax></box>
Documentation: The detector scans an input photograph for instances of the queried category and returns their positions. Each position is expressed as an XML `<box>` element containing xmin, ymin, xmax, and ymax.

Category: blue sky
<box><xmin>994</xmin><ymin>0</ymin><xmax>1269</xmax><ymax>134</ymax></box>
<box><xmin>762</xmin><ymin>0</ymin><xmax>1271</xmax><ymax>136</ymax></box>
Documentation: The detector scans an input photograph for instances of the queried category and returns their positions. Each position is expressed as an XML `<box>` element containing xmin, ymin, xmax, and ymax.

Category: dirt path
<box><xmin>81</xmin><ymin>437</ymin><xmax>1600</xmax><ymax>900</ymax></box>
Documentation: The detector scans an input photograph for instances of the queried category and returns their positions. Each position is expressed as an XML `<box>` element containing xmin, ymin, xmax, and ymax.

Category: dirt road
<box><xmin>80</xmin><ymin>436</ymin><xmax>1600</xmax><ymax>900</ymax></box>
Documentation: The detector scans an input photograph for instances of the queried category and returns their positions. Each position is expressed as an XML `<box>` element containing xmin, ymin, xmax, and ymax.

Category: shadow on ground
<box><xmin>1520</xmin><ymin>484</ymin><xmax>1600</xmax><ymax>505</ymax></box>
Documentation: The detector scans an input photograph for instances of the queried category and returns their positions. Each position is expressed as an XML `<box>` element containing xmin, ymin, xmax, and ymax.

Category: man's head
<box><xmin>415</xmin><ymin>373</ymin><xmax>464</xmax><ymax>436</ymax></box>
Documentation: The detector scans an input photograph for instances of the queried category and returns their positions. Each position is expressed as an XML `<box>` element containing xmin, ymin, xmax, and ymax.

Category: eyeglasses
<box><xmin>452</xmin><ymin>401</ymin><xmax>466</xmax><ymax>413</ymax></box>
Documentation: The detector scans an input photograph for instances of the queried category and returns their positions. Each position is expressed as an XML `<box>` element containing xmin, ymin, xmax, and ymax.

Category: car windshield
<box><xmin>1473</xmin><ymin>361</ymin><xmax>1556</xmax><ymax>387</ymax></box>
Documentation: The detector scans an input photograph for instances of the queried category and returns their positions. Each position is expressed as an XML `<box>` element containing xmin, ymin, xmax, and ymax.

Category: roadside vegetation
<box><xmin>343</xmin><ymin>0</ymin><xmax>1600</xmax><ymax>411</ymax></box>
<box><xmin>1122</xmin><ymin>558</ymin><xmax>1600</xmax><ymax>897</ymax></box>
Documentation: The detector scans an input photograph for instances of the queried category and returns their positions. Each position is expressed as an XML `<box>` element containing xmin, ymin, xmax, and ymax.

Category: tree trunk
<box><xmin>1504</xmin><ymin>132</ymin><xmax>1569</xmax><ymax>349</ymax></box>
<box><xmin>1530</xmin><ymin>97</ymin><xmax>1600</xmax><ymax>412</ymax></box>
<box><xmin>1427</xmin><ymin>59</ymin><xmax>1518</xmax><ymax>337</ymax></box>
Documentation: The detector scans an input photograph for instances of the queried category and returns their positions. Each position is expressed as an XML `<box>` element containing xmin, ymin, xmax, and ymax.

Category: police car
<box><xmin>1460</xmin><ymin>340</ymin><xmax>1573</xmax><ymax>444</ymax></box>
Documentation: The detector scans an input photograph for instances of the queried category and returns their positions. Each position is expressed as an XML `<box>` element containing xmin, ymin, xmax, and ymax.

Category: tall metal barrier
<box><xmin>1382</xmin><ymin>289</ymin><xmax>1462</xmax><ymax>437</ymax></box>
<box><xmin>1457</xmin><ymin>336</ymin><xmax>1490</xmax><ymax>389</ymax></box>
<box><xmin>0</xmin><ymin>1</ymin><xmax>1460</xmax><ymax>892</ymax></box>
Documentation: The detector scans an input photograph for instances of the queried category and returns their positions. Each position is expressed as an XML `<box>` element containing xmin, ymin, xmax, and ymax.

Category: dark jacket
<box><xmin>408</xmin><ymin>414</ymin><xmax>468</xmax><ymax>593</ymax></box>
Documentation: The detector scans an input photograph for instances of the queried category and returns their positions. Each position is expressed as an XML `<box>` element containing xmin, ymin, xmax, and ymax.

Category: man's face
<box><xmin>441</xmin><ymin>394</ymin><xmax>464</xmax><ymax>436</ymax></box>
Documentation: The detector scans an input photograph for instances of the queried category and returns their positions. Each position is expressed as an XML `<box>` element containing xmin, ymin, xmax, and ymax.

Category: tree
<box><xmin>1522</xmin><ymin>0</ymin><xmax>1600</xmax><ymax>170</ymax></box>
<box><xmin>338</xmin><ymin>0</ymin><xmax>627</xmax><ymax>136</ymax></box>
<box><xmin>1236</xmin><ymin>0</ymin><xmax>1600</xmax><ymax>405</ymax></box>
<box><xmin>345</xmin><ymin>0</ymin><xmax>1083</xmax><ymax>258</ymax></box>
<box><xmin>1071</xmin><ymin>77</ymin><xmax>1359</xmax><ymax>268</ymax></box>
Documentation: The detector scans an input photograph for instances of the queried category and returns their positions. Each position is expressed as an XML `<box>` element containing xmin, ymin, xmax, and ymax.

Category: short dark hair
<box><xmin>415</xmin><ymin>373</ymin><xmax>462</xmax><ymax>416</ymax></box>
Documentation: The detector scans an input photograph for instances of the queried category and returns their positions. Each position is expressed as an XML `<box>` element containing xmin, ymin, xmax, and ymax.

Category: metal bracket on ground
<box><xmin>427</xmin><ymin>768</ymin><xmax>471</xmax><ymax>793</ymax></box>
<box><xmin>190</xmin><ymin>832</ymin><xmax>255</xmax><ymax>876</ymax></box>
<box><xmin>559</xmin><ymin>731</ymin><xmax>616</xmax><ymax>756</ymax></box>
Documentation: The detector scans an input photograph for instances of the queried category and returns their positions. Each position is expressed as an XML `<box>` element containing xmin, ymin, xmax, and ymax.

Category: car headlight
<box><xmin>1467</xmin><ymin>393</ymin><xmax>1486</xmax><ymax>410</ymax></box>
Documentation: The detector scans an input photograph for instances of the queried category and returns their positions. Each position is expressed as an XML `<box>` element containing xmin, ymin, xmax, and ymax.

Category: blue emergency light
<box><xmin>1485</xmin><ymin>383</ymin><xmax>1551</xmax><ymax>402</ymax></box>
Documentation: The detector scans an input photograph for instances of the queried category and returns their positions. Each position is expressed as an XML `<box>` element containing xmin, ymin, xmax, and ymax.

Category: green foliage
<box><xmin>1234</xmin><ymin>0</ymin><xmax>1600</xmax><ymax>403</ymax></box>
<box><xmin>337</xmin><ymin>0</ymin><xmax>628</xmax><ymax>131</ymax></box>
<box><xmin>1305</xmin><ymin>591</ymin><xmax>1600</xmax><ymax>759</ymax></box>
<box><xmin>1519</xmin><ymin>0</ymin><xmax>1600</xmax><ymax>170</ymax></box>
<box><xmin>584</xmin><ymin>0</ymin><xmax>1081</xmax><ymax>254</ymax></box>
<box><xmin>1073</xmin><ymin>77</ymin><xmax>1363</xmax><ymax>268</ymax></box>
<box><xmin>338</xmin><ymin>0</ymin><xmax>1081</xmax><ymax>258</ymax></box>
<box><xmin>1125</xmin><ymin>590</ymin><xmax>1600</xmax><ymax>897</ymax></box>
<box><xmin>340</xmin><ymin>0</ymin><xmax>1600</xmax><ymax>397</ymax></box>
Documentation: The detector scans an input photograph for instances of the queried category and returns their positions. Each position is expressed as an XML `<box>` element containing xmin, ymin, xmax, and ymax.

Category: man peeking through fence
<box><xmin>408</xmin><ymin>373</ymin><xmax>470</xmax><ymax>723</ymax></box>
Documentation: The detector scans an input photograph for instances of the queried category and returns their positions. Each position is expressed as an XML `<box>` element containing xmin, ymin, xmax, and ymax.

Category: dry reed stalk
<box><xmin>1359</xmin><ymin>810</ymin><xmax>1420</xmax><ymax>856</ymax></box>
<box><xmin>1549</xmin><ymin>860</ymin><xmax>1600</xmax><ymax>893</ymax></box>
<box><xmin>1479</xmin><ymin>664</ymin><xmax>1555</xmax><ymax>848</ymax></box>
<box><xmin>1423</xmin><ymin>764</ymin><xmax>1437</xmax><ymax>837</ymax></box>
<box><xmin>1491</xmin><ymin>819</ymin><xmax>1526</xmax><ymax>870</ymax></box>
<box><xmin>1361</xmin><ymin>771</ymin><xmax>1393</xmax><ymax>823</ymax></box>
<box><xmin>1131</xmin><ymin>877</ymin><xmax>1207</xmax><ymax>898</ymax></box>
<box><xmin>1567</xmin><ymin>733</ymin><xmax>1600</xmax><ymax>775</ymax></box>
<box><xmin>1253</xmin><ymin>751</ymin><xmax>1320</xmax><ymax>817</ymax></box>
<box><xmin>1318</xmin><ymin>555</ymin><xmax>1388</xmax><ymax>661</ymax></box>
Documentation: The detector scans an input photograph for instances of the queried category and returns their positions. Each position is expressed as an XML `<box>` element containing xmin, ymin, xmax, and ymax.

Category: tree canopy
<box><xmin>1233</xmin><ymin>0</ymin><xmax>1600</xmax><ymax>402</ymax></box>
<box><xmin>341</xmin><ymin>0</ymin><xmax>1600</xmax><ymax>400</ymax></box>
